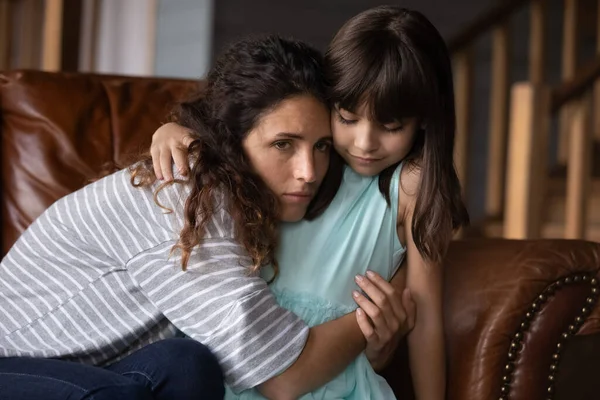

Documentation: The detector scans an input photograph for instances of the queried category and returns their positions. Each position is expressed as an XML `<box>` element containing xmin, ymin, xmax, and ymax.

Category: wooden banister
<box><xmin>564</xmin><ymin>90</ymin><xmax>592</xmax><ymax>238</ymax></box>
<box><xmin>41</xmin><ymin>0</ymin><xmax>64</xmax><ymax>71</ymax></box>
<box><xmin>17</xmin><ymin>0</ymin><xmax>43</xmax><ymax>69</ymax></box>
<box><xmin>447</xmin><ymin>0</ymin><xmax>600</xmax><ymax>241</ymax></box>
<box><xmin>503</xmin><ymin>30</ymin><xmax>600</xmax><ymax>241</ymax></box>
<box><xmin>447</xmin><ymin>0</ymin><xmax>531</xmax><ymax>53</ymax></box>
<box><xmin>557</xmin><ymin>0</ymin><xmax>579</xmax><ymax>164</ymax></box>
<box><xmin>448</xmin><ymin>0</ymin><xmax>542</xmax><ymax>222</ymax></box>
<box><xmin>504</xmin><ymin>83</ymin><xmax>550</xmax><ymax>239</ymax></box>
<box><xmin>595</xmin><ymin>0</ymin><xmax>600</xmax><ymax>141</ymax></box>
<box><xmin>453</xmin><ymin>47</ymin><xmax>474</xmax><ymax>193</ymax></box>
<box><xmin>529</xmin><ymin>0</ymin><xmax>546</xmax><ymax>83</ymax></box>
<box><xmin>0</xmin><ymin>0</ymin><xmax>12</xmax><ymax>70</ymax></box>
<box><xmin>550</xmin><ymin>54</ymin><xmax>600</xmax><ymax>113</ymax></box>
<box><xmin>549</xmin><ymin>51</ymin><xmax>600</xmax><ymax>240</ymax></box>
<box><xmin>485</xmin><ymin>22</ymin><xmax>511</xmax><ymax>217</ymax></box>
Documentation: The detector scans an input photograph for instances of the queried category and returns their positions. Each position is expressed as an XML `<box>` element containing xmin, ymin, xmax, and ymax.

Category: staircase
<box><xmin>543</xmin><ymin>180</ymin><xmax>600</xmax><ymax>241</ymax></box>
<box><xmin>484</xmin><ymin>168</ymin><xmax>600</xmax><ymax>241</ymax></box>
<box><xmin>447</xmin><ymin>0</ymin><xmax>600</xmax><ymax>242</ymax></box>
<box><xmin>1</xmin><ymin>0</ymin><xmax>599</xmax><ymax>242</ymax></box>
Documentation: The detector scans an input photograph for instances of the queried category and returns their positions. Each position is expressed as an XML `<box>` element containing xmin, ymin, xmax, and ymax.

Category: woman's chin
<box><xmin>278</xmin><ymin>206</ymin><xmax>308</xmax><ymax>223</ymax></box>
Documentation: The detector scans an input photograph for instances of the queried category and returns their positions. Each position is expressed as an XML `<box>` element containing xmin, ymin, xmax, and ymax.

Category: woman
<box><xmin>0</xmin><ymin>35</ymin><xmax>409</xmax><ymax>400</ymax></box>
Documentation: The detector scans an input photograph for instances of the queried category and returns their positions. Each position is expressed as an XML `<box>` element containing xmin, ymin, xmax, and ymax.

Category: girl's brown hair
<box><xmin>325</xmin><ymin>6</ymin><xmax>469</xmax><ymax>264</ymax></box>
<box><xmin>131</xmin><ymin>35</ymin><xmax>335</xmax><ymax>274</ymax></box>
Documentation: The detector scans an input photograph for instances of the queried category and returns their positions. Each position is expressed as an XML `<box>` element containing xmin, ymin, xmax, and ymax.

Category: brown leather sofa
<box><xmin>2</xmin><ymin>70</ymin><xmax>600</xmax><ymax>400</ymax></box>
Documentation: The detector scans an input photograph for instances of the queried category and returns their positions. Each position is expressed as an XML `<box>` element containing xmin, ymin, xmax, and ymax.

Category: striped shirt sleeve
<box><xmin>127</xmin><ymin>235</ymin><xmax>309</xmax><ymax>392</ymax></box>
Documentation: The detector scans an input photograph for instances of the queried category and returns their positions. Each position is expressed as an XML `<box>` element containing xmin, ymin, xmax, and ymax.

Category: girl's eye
<box><xmin>315</xmin><ymin>141</ymin><xmax>332</xmax><ymax>152</ymax></box>
<box><xmin>383</xmin><ymin>124</ymin><xmax>404</xmax><ymax>133</ymax></box>
<box><xmin>273</xmin><ymin>141</ymin><xmax>291</xmax><ymax>150</ymax></box>
<box><xmin>336</xmin><ymin>112</ymin><xmax>357</xmax><ymax>125</ymax></box>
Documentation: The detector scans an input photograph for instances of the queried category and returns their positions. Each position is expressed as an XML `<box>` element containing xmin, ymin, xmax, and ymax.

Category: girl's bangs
<box><xmin>332</xmin><ymin>41</ymin><xmax>435</xmax><ymax>124</ymax></box>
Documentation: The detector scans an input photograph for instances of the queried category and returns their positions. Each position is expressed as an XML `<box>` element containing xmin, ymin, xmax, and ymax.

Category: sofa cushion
<box><xmin>0</xmin><ymin>70</ymin><xmax>196</xmax><ymax>255</ymax></box>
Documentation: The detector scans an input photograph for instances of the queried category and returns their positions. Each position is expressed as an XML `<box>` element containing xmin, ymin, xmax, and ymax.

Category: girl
<box><xmin>0</xmin><ymin>35</ymin><xmax>407</xmax><ymax>400</ymax></box>
<box><xmin>153</xmin><ymin>6</ymin><xmax>469</xmax><ymax>400</ymax></box>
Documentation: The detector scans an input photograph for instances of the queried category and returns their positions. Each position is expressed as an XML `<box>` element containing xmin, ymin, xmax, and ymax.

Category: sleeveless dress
<box><xmin>225</xmin><ymin>163</ymin><xmax>406</xmax><ymax>400</ymax></box>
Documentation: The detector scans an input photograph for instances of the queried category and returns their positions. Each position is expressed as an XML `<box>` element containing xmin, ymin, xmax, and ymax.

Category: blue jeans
<box><xmin>0</xmin><ymin>338</ymin><xmax>224</xmax><ymax>400</ymax></box>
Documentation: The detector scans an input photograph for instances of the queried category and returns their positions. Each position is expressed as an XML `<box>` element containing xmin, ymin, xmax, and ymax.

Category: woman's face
<box><xmin>243</xmin><ymin>94</ymin><xmax>332</xmax><ymax>222</ymax></box>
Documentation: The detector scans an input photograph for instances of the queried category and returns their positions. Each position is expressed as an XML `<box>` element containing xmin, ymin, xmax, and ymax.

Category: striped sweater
<box><xmin>0</xmin><ymin>168</ymin><xmax>308</xmax><ymax>392</ymax></box>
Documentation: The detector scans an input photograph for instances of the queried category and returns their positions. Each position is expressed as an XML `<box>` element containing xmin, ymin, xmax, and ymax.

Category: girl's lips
<box><xmin>350</xmin><ymin>154</ymin><xmax>382</xmax><ymax>164</ymax></box>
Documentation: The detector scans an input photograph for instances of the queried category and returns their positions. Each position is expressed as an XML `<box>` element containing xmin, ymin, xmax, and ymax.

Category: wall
<box><xmin>213</xmin><ymin>0</ymin><xmax>495</xmax><ymax>54</ymax></box>
<box><xmin>93</xmin><ymin>0</ymin><xmax>157</xmax><ymax>76</ymax></box>
<box><xmin>154</xmin><ymin>0</ymin><xmax>214</xmax><ymax>79</ymax></box>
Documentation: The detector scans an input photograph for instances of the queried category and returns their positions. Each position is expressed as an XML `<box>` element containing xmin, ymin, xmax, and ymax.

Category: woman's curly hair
<box><xmin>130</xmin><ymin>35</ymin><xmax>334</xmax><ymax>276</ymax></box>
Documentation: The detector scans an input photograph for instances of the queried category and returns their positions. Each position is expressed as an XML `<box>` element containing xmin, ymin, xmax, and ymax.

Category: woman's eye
<box><xmin>273</xmin><ymin>141</ymin><xmax>291</xmax><ymax>150</ymax></box>
<box><xmin>315</xmin><ymin>141</ymin><xmax>331</xmax><ymax>152</ymax></box>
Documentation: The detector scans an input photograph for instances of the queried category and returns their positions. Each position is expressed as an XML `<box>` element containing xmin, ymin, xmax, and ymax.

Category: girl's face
<box><xmin>243</xmin><ymin>94</ymin><xmax>332</xmax><ymax>222</ymax></box>
<box><xmin>331</xmin><ymin>102</ymin><xmax>419</xmax><ymax>176</ymax></box>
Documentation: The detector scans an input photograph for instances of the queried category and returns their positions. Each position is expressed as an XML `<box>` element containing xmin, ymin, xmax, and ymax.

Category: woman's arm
<box><xmin>399</xmin><ymin>168</ymin><xmax>446</xmax><ymax>400</ymax></box>
<box><xmin>259</xmin><ymin>312</ymin><xmax>365</xmax><ymax>399</ymax></box>
<box><xmin>133</xmin><ymin>233</ymin><xmax>367</xmax><ymax>398</ymax></box>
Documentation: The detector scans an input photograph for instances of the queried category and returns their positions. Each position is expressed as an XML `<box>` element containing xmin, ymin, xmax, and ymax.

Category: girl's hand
<box><xmin>150</xmin><ymin>122</ymin><xmax>195</xmax><ymax>181</ymax></box>
<box><xmin>353</xmin><ymin>271</ymin><xmax>416</xmax><ymax>371</ymax></box>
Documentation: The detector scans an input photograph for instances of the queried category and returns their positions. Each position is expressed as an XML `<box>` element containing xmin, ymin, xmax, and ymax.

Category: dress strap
<box><xmin>390</xmin><ymin>161</ymin><xmax>404</xmax><ymax>225</ymax></box>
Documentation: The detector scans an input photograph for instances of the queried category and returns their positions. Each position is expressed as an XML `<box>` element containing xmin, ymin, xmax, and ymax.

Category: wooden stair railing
<box><xmin>503</xmin><ymin>53</ymin><xmax>600</xmax><ymax>239</ymax></box>
<box><xmin>596</xmin><ymin>2</ymin><xmax>600</xmax><ymax>144</ymax></box>
<box><xmin>448</xmin><ymin>0</ymin><xmax>600</xmax><ymax>242</ymax></box>
<box><xmin>447</xmin><ymin>0</ymin><xmax>559</xmax><ymax>227</ymax></box>
<box><xmin>503</xmin><ymin>82</ymin><xmax>550</xmax><ymax>239</ymax></box>
<box><xmin>448</xmin><ymin>0</ymin><xmax>534</xmax><ymax>203</ymax></box>
<box><xmin>42</xmin><ymin>0</ymin><xmax>64</xmax><ymax>71</ymax></box>
<box><xmin>548</xmin><ymin>54</ymin><xmax>600</xmax><ymax>240</ymax></box>
<box><xmin>0</xmin><ymin>0</ymin><xmax>94</xmax><ymax>72</ymax></box>
<box><xmin>1</xmin><ymin>0</ymin><xmax>598</xmax><ymax>240</ymax></box>
<box><xmin>0</xmin><ymin>0</ymin><xmax>13</xmax><ymax>70</ymax></box>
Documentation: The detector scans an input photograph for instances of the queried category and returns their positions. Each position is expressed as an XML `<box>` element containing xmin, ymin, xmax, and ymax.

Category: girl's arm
<box><xmin>150</xmin><ymin>122</ymin><xmax>195</xmax><ymax>181</ymax></box>
<box><xmin>400</xmin><ymin>168</ymin><xmax>446</xmax><ymax>400</ymax></box>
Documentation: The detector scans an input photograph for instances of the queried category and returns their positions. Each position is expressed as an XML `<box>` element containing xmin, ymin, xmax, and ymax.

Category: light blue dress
<box><xmin>226</xmin><ymin>163</ymin><xmax>406</xmax><ymax>399</ymax></box>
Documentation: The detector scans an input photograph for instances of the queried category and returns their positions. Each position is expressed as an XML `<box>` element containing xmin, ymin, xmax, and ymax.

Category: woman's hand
<box><xmin>150</xmin><ymin>122</ymin><xmax>195</xmax><ymax>181</ymax></box>
<box><xmin>352</xmin><ymin>271</ymin><xmax>416</xmax><ymax>371</ymax></box>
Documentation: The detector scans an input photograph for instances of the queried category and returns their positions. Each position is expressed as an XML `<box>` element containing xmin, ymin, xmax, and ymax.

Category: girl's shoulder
<box><xmin>398</xmin><ymin>161</ymin><xmax>422</xmax><ymax>222</ymax></box>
